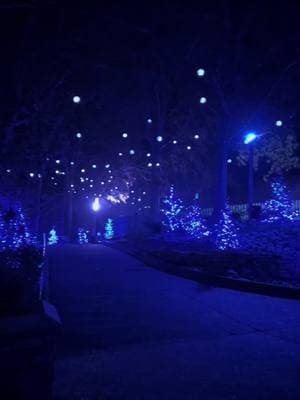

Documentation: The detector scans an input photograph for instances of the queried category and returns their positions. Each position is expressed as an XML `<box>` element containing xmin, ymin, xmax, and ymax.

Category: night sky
<box><xmin>1</xmin><ymin>0</ymin><xmax>300</xmax><ymax>226</ymax></box>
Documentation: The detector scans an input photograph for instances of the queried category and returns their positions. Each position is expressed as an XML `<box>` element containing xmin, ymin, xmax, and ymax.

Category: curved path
<box><xmin>49</xmin><ymin>244</ymin><xmax>300</xmax><ymax>400</ymax></box>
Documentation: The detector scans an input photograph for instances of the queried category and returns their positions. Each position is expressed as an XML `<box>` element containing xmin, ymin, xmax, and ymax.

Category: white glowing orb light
<box><xmin>92</xmin><ymin>164</ymin><xmax>97</xmax><ymax>169</ymax></box>
<box><xmin>105</xmin><ymin>164</ymin><xmax>110</xmax><ymax>169</ymax></box>
<box><xmin>29</xmin><ymin>173</ymin><xmax>34</xmax><ymax>178</ymax></box>
<box><xmin>196</xmin><ymin>68</ymin><xmax>205</xmax><ymax>77</ymax></box>
<box><xmin>146</xmin><ymin>153</ymin><xmax>151</xmax><ymax>157</ymax></box>
<box><xmin>76</xmin><ymin>132</ymin><xmax>82</xmax><ymax>138</ymax></box>
<box><xmin>101</xmin><ymin>181</ymin><xmax>105</xmax><ymax>185</ymax></box>
<box><xmin>118</xmin><ymin>152</ymin><xmax>123</xmax><ymax>156</ymax></box>
<box><xmin>199</xmin><ymin>97</ymin><xmax>207</xmax><ymax>104</ymax></box>
<box><xmin>147</xmin><ymin>118</ymin><xmax>152</xmax><ymax>124</ymax></box>
<box><xmin>92</xmin><ymin>197</ymin><xmax>101</xmax><ymax>211</ymax></box>
<box><xmin>187</xmin><ymin>146</ymin><xmax>192</xmax><ymax>150</ymax></box>
<box><xmin>73</xmin><ymin>96</ymin><xmax>81</xmax><ymax>103</ymax></box>
<box><xmin>122</xmin><ymin>133</ymin><xmax>128</xmax><ymax>138</ymax></box>
<box><xmin>81</xmin><ymin>169</ymin><xmax>85</xmax><ymax>173</ymax></box>
<box><xmin>156</xmin><ymin>162</ymin><xmax>160</xmax><ymax>167</ymax></box>
<box><xmin>129</xmin><ymin>149</ymin><xmax>135</xmax><ymax>155</ymax></box>
<box><xmin>194</xmin><ymin>134</ymin><xmax>200</xmax><ymax>139</ymax></box>
<box><xmin>244</xmin><ymin>132</ymin><xmax>257</xmax><ymax>144</ymax></box>
<box><xmin>276</xmin><ymin>120</ymin><xmax>283</xmax><ymax>127</ymax></box>
<box><xmin>156</xmin><ymin>136</ymin><xmax>163</xmax><ymax>142</ymax></box>
<box><xmin>55</xmin><ymin>159</ymin><xmax>60</xmax><ymax>164</ymax></box>
<box><xmin>70</xmin><ymin>161</ymin><xmax>75</xmax><ymax>165</ymax></box>
<box><xmin>173</xmin><ymin>140</ymin><xmax>177</xmax><ymax>144</ymax></box>
<box><xmin>227</xmin><ymin>158</ymin><xmax>232</xmax><ymax>163</ymax></box>
<box><xmin>55</xmin><ymin>170</ymin><xmax>60</xmax><ymax>174</ymax></box>
<box><xmin>147</xmin><ymin>162</ymin><xmax>153</xmax><ymax>167</ymax></box>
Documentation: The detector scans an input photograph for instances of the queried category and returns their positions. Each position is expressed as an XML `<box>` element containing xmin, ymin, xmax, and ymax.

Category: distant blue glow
<box><xmin>227</xmin><ymin>158</ymin><xmax>232</xmax><ymax>163</ymax></box>
<box><xmin>243</xmin><ymin>132</ymin><xmax>257</xmax><ymax>144</ymax></box>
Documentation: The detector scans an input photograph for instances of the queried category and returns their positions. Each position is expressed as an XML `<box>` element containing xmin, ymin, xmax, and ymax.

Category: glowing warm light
<box><xmin>92</xmin><ymin>197</ymin><xmax>101</xmax><ymax>211</ymax></box>
<box><xmin>73</xmin><ymin>96</ymin><xmax>81</xmax><ymax>103</ymax></box>
<box><xmin>244</xmin><ymin>132</ymin><xmax>257</xmax><ymax>144</ymax></box>
<box><xmin>199</xmin><ymin>97</ymin><xmax>207</xmax><ymax>104</ymax></box>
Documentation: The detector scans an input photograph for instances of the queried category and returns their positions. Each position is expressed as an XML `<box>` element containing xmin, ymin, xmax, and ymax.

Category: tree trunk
<box><xmin>213</xmin><ymin>138</ymin><xmax>228</xmax><ymax>218</ymax></box>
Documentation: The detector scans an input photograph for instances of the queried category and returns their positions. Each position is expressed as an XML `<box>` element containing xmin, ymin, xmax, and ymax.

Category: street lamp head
<box><xmin>244</xmin><ymin>132</ymin><xmax>257</xmax><ymax>144</ymax></box>
<box><xmin>92</xmin><ymin>197</ymin><xmax>100</xmax><ymax>212</ymax></box>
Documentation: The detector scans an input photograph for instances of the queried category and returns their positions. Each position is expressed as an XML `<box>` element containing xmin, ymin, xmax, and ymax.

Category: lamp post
<box><xmin>92</xmin><ymin>198</ymin><xmax>100</xmax><ymax>241</ymax></box>
<box><xmin>243</xmin><ymin>132</ymin><xmax>257</xmax><ymax>213</ymax></box>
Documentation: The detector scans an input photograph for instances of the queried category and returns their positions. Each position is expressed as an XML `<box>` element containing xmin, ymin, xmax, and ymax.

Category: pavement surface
<box><xmin>49</xmin><ymin>244</ymin><xmax>300</xmax><ymax>400</ymax></box>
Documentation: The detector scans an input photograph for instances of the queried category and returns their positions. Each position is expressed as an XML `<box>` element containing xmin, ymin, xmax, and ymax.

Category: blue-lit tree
<box><xmin>161</xmin><ymin>185</ymin><xmax>184</xmax><ymax>232</ymax></box>
<box><xmin>0</xmin><ymin>207</ymin><xmax>31</xmax><ymax>250</ymax></box>
<box><xmin>181</xmin><ymin>202</ymin><xmax>210</xmax><ymax>239</ymax></box>
<box><xmin>78</xmin><ymin>228</ymin><xmax>88</xmax><ymax>244</ymax></box>
<box><xmin>215</xmin><ymin>205</ymin><xmax>239</xmax><ymax>250</ymax></box>
<box><xmin>48</xmin><ymin>227</ymin><xmax>58</xmax><ymax>245</ymax></box>
<box><xmin>263</xmin><ymin>178</ymin><xmax>299</xmax><ymax>222</ymax></box>
<box><xmin>105</xmin><ymin>218</ymin><xmax>114</xmax><ymax>239</ymax></box>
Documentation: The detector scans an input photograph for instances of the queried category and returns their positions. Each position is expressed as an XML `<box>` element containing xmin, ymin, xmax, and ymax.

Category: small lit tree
<box><xmin>215</xmin><ymin>205</ymin><xmax>239</xmax><ymax>250</ymax></box>
<box><xmin>181</xmin><ymin>202</ymin><xmax>210</xmax><ymax>239</ymax></box>
<box><xmin>263</xmin><ymin>178</ymin><xmax>298</xmax><ymax>222</ymax></box>
<box><xmin>0</xmin><ymin>207</ymin><xmax>31</xmax><ymax>250</ymax></box>
<box><xmin>48</xmin><ymin>227</ymin><xmax>58</xmax><ymax>245</ymax></box>
<box><xmin>78</xmin><ymin>228</ymin><xmax>88</xmax><ymax>244</ymax></box>
<box><xmin>105</xmin><ymin>218</ymin><xmax>114</xmax><ymax>239</ymax></box>
<box><xmin>161</xmin><ymin>185</ymin><xmax>184</xmax><ymax>232</ymax></box>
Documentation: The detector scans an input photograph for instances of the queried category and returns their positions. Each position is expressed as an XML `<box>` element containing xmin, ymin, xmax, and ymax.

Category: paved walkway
<box><xmin>49</xmin><ymin>244</ymin><xmax>300</xmax><ymax>400</ymax></box>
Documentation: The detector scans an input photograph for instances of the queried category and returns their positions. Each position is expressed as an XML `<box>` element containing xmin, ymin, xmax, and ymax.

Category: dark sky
<box><xmin>1</xmin><ymin>0</ymin><xmax>300</xmax><ymax>205</ymax></box>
